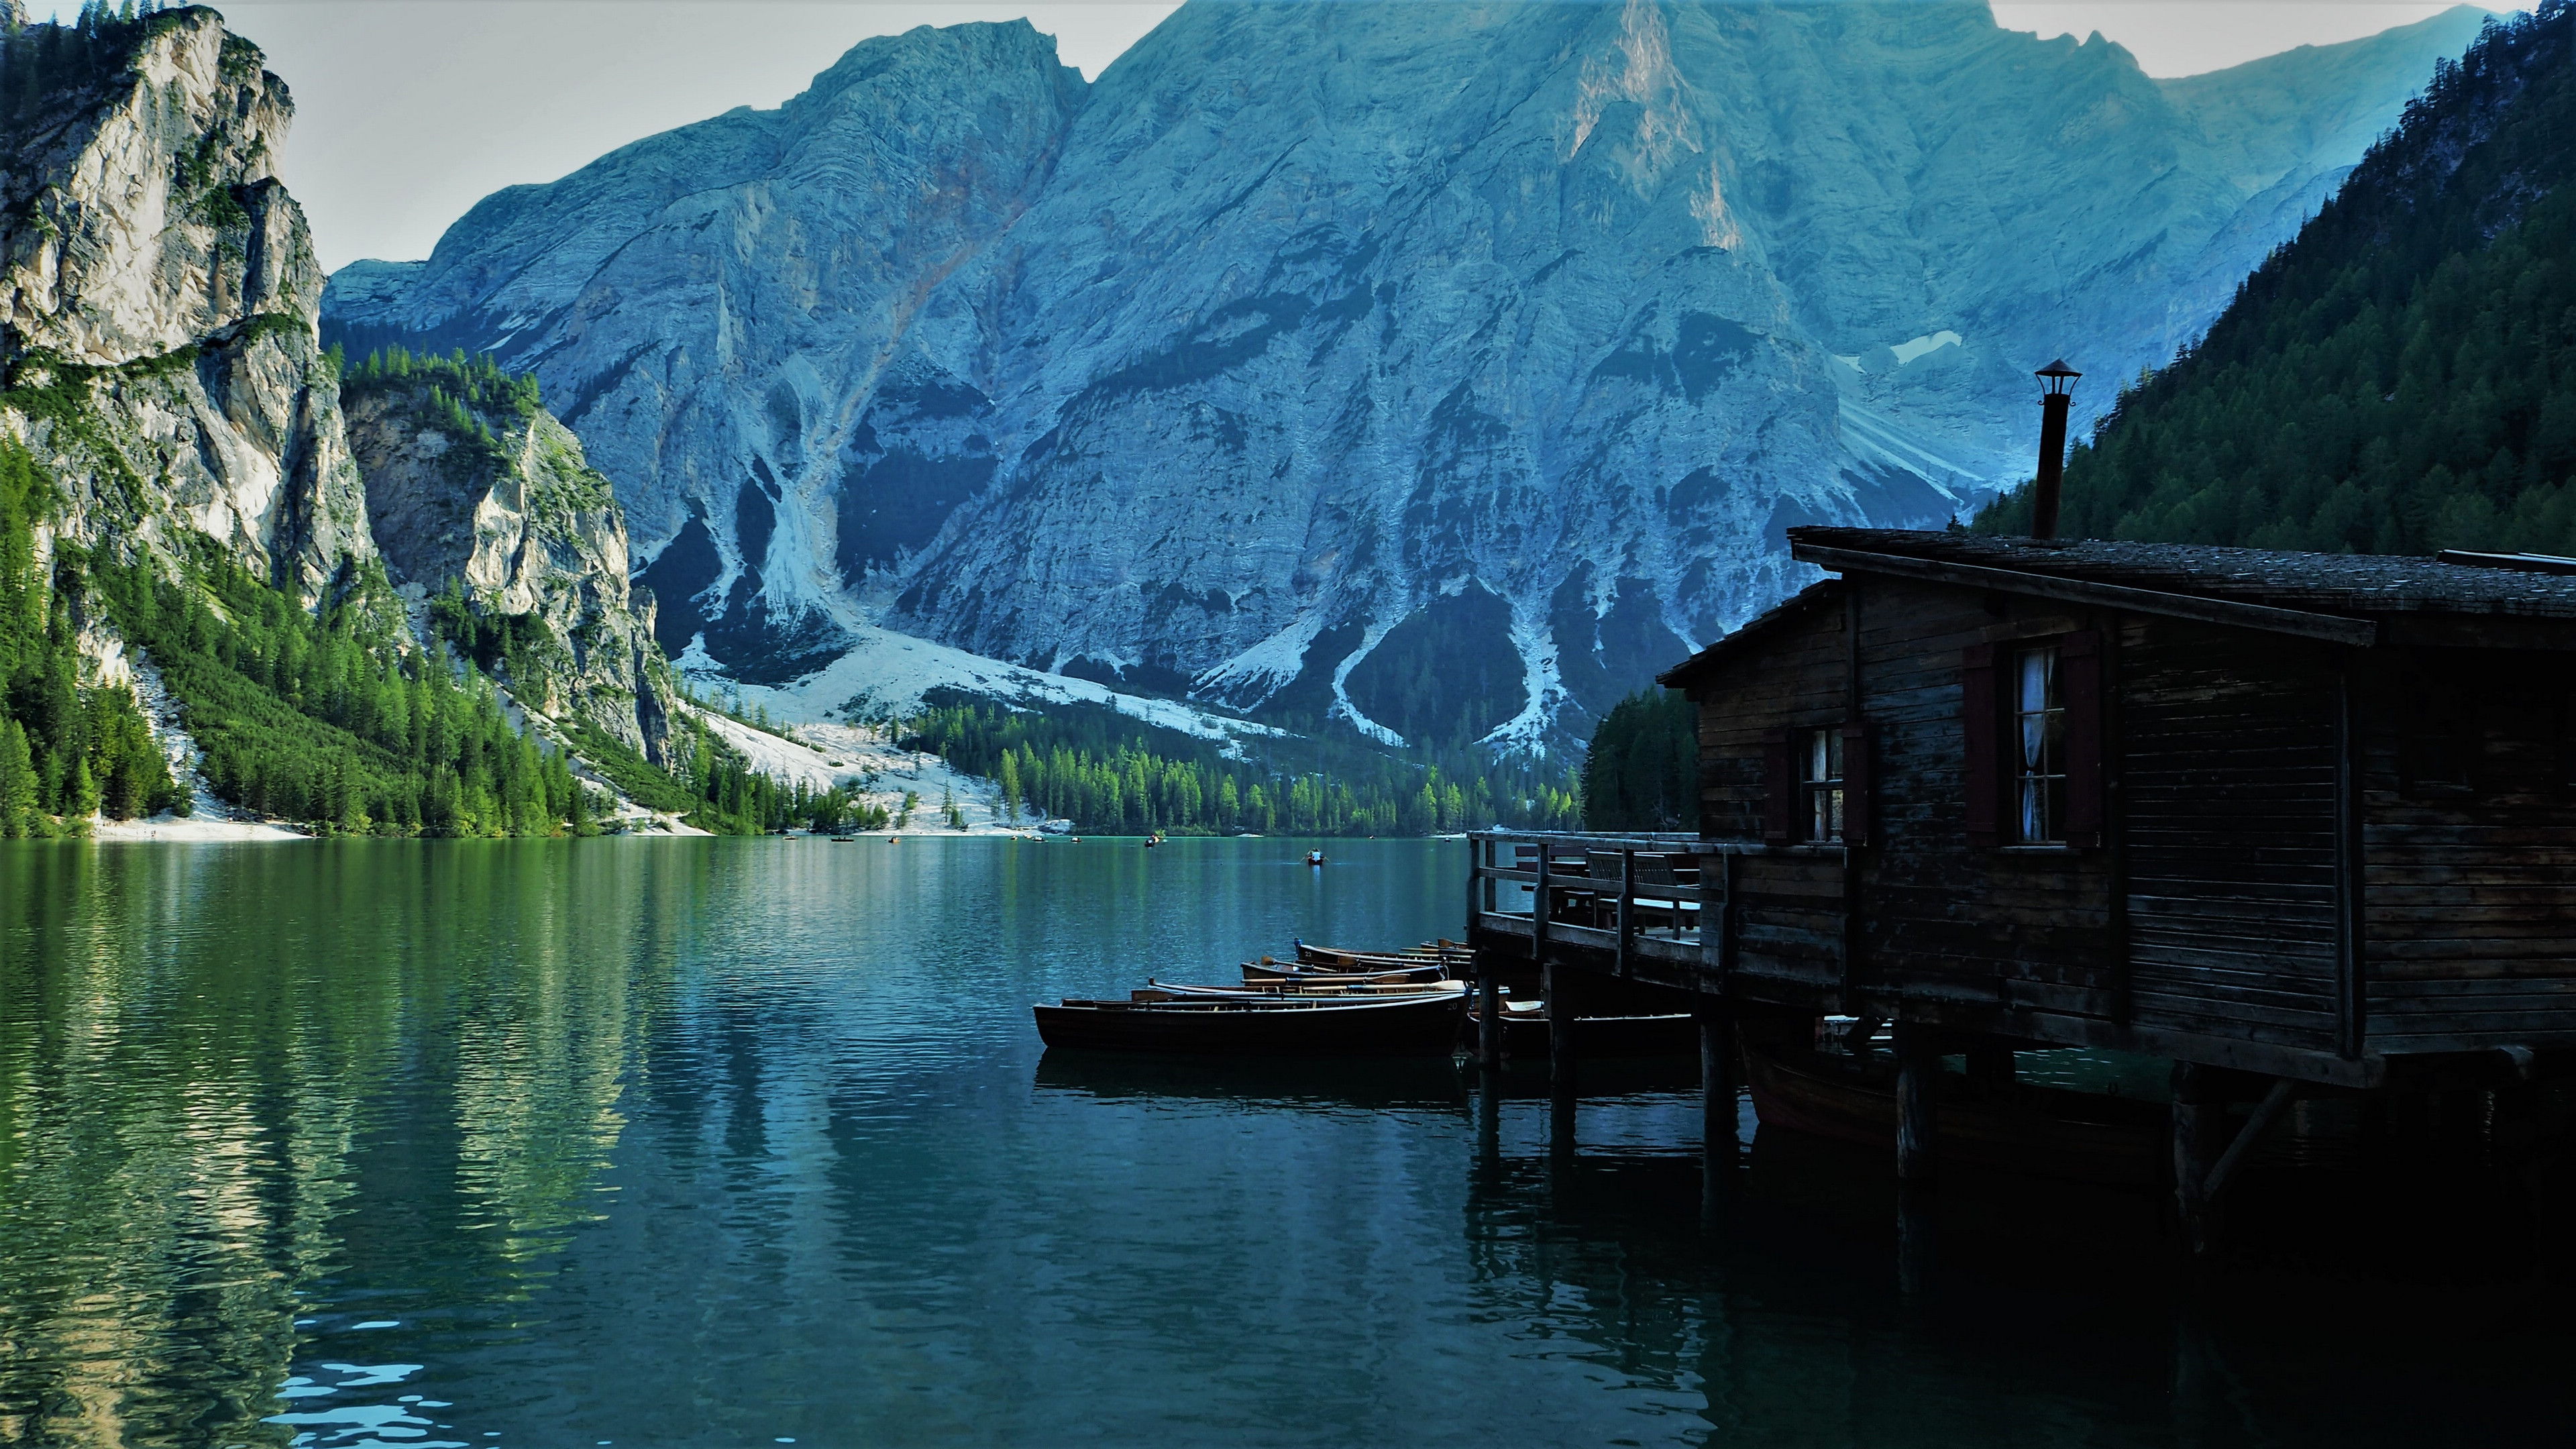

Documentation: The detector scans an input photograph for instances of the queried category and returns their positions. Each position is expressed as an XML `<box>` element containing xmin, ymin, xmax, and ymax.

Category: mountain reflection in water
<box><xmin>0</xmin><ymin>837</ymin><xmax>2567</xmax><ymax>1447</ymax></box>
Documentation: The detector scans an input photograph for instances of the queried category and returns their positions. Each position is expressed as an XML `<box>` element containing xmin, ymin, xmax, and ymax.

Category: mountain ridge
<box><xmin>323</xmin><ymin>0</ymin><xmax>2491</xmax><ymax>751</ymax></box>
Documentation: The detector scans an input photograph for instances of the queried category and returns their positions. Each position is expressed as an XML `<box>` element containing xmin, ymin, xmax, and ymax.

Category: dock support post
<box><xmin>1697</xmin><ymin>998</ymin><xmax>1736</xmax><ymax>1162</ymax></box>
<box><xmin>1698</xmin><ymin>998</ymin><xmax>1738</xmax><ymax>1226</ymax></box>
<box><xmin>1477</xmin><ymin>965</ymin><xmax>1502</xmax><ymax>1071</ymax></box>
<box><xmin>1547</xmin><ymin>959</ymin><xmax>1578</xmax><ymax>1139</ymax></box>
<box><xmin>1896</xmin><ymin>1183</ymin><xmax>1937</xmax><ymax>1296</ymax></box>
<box><xmin>1475</xmin><ymin>1061</ymin><xmax>1501</xmax><ymax>1179</ymax></box>
<box><xmin>1894</xmin><ymin>1022</ymin><xmax>1939</xmax><ymax>1184</ymax></box>
<box><xmin>1966</xmin><ymin>1042</ymin><xmax>2016</xmax><ymax>1086</ymax></box>
<box><xmin>2172</xmin><ymin>1061</ymin><xmax>2218</xmax><ymax>1256</ymax></box>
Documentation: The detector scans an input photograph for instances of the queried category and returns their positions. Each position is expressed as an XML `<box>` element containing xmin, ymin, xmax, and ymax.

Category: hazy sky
<box><xmin>33</xmin><ymin>2</ymin><xmax>2528</xmax><ymax>272</ymax></box>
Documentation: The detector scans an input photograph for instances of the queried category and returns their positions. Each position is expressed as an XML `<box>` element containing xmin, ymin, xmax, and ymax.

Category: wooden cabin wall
<box><xmin>1851</xmin><ymin>580</ymin><xmax>2117</xmax><ymax>1021</ymax></box>
<box><xmin>1691</xmin><ymin>596</ymin><xmax>1847</xmax><ymax>1000</ymax></box>
<box><xmin>2360</xmin><ymin>651</ymin><xmax>2576</xmax><ymax>1050</ymax></box>
<box><xmin>1689</xmin><ymin>581</ymin><xmax>2354</xmax><ymax>1051</ymax></box>
<box><xmin>2118</xmin><ymin>620</ymin><xmax>2343</xmax><ymax>1053</ymax></box>
<box><xmin>1683</xmin><ymin>551</ymin><xmax>2576</xmax><ymax>1073</ymax></box>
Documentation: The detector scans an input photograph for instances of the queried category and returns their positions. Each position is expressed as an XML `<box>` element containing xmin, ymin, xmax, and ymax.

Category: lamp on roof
<box><xmin>2031</xmin><ymin>359</ymin><xmax>2082</xmax><ymax>541</ymax></box>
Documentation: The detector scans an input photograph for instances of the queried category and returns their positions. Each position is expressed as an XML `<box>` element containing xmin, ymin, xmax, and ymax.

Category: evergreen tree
<box><xmin>0</xmin><ymin>718</ymin><xmax>36</xmax><ymax>837</ymax></box>
<box><xmin>66</xmin><ymin>754</ymin><xmax>97</xmax><ymax>820</ymax></box>
<box><xmin>896</xmin><ymin>690</ymin><xmax>1582</xmax><ymax>837</ymax></box>
<box><xmin>1582</xmin><ymin>690</ymin><xmax>1698</xmax><ymax>831</ymax></box>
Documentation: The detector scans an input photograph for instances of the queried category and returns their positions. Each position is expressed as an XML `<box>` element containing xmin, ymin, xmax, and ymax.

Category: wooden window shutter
<box><xmin>1762</xmin><ymin>729</ymin><xmax>1793</xmax><ymax>842</ymax></box>
<box><xmin>1962</xmin><ymin>643</ymin><xmax>1998</xmax><ymax>847</ymax></box>
<box><xmin>1840</xmin><ymin>719</ymin><xmax>1873</xmax><ymax>847</ymax></box>
<box><xmin>2062</xmin><ymin>631</ymin><xmax>2105</xmax><ymax>847</ymax></box>
<box><xmin>2559</xmin><ymin>692</ymin><xmax>2576</xmax><ymax>802</ymax></box>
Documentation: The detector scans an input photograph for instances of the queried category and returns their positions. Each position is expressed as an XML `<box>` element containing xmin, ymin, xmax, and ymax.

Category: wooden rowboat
<box><xmin>1034</xmin><ymin>991</ymin><xmax>1467</xmax><ymax>1057</ymax></box>
<box><xmin>1241</xmin><ymin>957</ymin><xmax>1448</xmax><ymax>984</ymax></box>
<box><xmin>1292</xmin><ymin>941</ymin><xmax>1466</xmax><ymax>969</ymax></box>
<box><xmin>1466</xmin><ymin>1006</ymin><xmax>1701</xmax><ymax>1061</ymax></box>
<box><xmin>1148</xmin><ymin>977</ymin><xmax>1466</xmax><ymax>999</ymax></box>
<box><xmin>1737</xmin><ymin>1025</ymin><xmax>2165</xmax><ymax>1187</ymax></box>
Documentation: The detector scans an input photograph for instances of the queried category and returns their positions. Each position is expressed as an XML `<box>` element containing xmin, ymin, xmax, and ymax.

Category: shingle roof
<box><xmin>1657</xmin><ymin>580</ymin><xmax>1839</xmax><ymax>689</ymax></box>
<box><xmin>1790</xmin><ymin>528</ymin><xmax>2576</xmax><ymax>621</ymax></box>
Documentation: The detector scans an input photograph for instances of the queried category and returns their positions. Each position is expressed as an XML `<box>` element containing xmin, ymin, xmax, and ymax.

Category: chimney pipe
<box><xmin>2032</xmin><ymin>360</ymin><xmax>2080</xmax><ymax>540</ymax></box>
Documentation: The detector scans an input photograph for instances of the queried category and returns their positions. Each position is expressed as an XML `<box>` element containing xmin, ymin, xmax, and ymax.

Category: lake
<box><xmin>1</xmin><ymin>837</ymin><xmax>2569</xmax><ymax>1447</ymax></box>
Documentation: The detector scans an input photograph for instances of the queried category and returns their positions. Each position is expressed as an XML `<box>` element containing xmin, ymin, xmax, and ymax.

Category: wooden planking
<box><xmin>2369</xmin><ymin>979</ymin><xmax>2576</xmax><ymax>1042</ymax></box>
<box><xmin>1850</xmin><ymin>579</ymin><xmax>2118</xmax><ymax>1002</ymax></box>
<box><xmin>2355</xmin><ymin>649</ymin><xmax>2576</xmax><ymax>1033</ymax></box>
<box><xmin>2117</xmin><ymin>616</ymin><xmax>2341</xmax><ymax>1049</ymax></box>
<box><xmin>1689</xmin><ymin>603</ymin><xmax>1855</xmax><ymax>987</ymax></box>
<box><xmin>1697</xmin><ymin>590</ymin><xmax>1849</xmax><ymax>841</ymax></box>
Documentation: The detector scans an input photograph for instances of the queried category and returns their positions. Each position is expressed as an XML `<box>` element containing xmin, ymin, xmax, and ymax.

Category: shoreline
<box><xmin>58</xmin><ymin>820</ymin><xmax>1440</xmax><ymax>844</ymax></box>
<box><xmin>87</xmin><ymin>814</ymin><xmax>309</xmax><ymax>843</ymax></box>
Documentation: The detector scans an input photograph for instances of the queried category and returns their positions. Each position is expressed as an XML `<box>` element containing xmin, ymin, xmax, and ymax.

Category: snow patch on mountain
<box><xmin>704</xmin><ymin>617</ymin><xmax>1287</xmax><ymax>760</ymax></box>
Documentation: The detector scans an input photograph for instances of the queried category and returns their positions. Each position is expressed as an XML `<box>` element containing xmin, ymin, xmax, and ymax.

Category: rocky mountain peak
<box><xmin>1</xmin><ymin>7</ymin><xmax>315</xmax><ymax>368</ymax></box>
<box><xmin>325</xmin><ymin>0</ymin><xmax>2492</xmax><ymax>751</ymax></box>
<box><xmin>1</xmin><ymin>7</ymin><xmax>362</xmax><ymax>601</ymax></box>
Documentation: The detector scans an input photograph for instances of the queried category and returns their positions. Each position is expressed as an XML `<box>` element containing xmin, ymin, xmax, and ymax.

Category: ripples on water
<box><xmin>0</xmin><ymin>838</ymin><xmax>2569</xmax><ymax>1447</ymax></box>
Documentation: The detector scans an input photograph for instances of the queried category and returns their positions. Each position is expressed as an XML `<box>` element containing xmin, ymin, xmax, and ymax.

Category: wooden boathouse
<box><xmin>1466</xmin><ymin>526</ymin><xmax>2576</xmax><ymax>1242</ymax></box>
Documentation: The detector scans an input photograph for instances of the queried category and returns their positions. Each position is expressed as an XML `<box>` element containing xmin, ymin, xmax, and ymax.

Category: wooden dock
<box><xmin>1472</xmin><ymin>527</ymin><xmax>2576</xmax><ymax>1253</ymax></box>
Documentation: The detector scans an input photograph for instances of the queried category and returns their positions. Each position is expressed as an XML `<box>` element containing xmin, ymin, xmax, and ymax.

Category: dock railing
<box><xmin>1468</xmin><ymin>830</ymin><xmax>1770</xmax><ymax>983</ymax></box>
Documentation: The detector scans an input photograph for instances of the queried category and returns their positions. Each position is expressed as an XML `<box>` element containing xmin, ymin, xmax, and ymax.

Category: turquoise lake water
<box><xmin>0</xmin><ymin>837</ymin><xmax>2569</xmax><ymax>1446</ymax></box>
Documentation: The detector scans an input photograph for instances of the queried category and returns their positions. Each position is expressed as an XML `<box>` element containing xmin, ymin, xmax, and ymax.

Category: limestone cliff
<box><xmin>340</xmin><ymin>359</ymin><xmax>669</xmax><ymax>759</ymax></box>
<box><xmin>0</xmin><ymin>5</ymin><xmax>370</xmax><ymax>600</ymax></box>
<box><xmin>0</xmin><ymin>7</ymin><xmax>674</xmax><ymax>811</ymax></box>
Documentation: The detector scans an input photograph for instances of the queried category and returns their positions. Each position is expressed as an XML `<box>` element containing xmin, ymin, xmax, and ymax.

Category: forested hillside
<box><xmin>1979</xmin><ymin>3</ymin><xmax>2576</xmax><ymax>551</ymax></box>
<box><xmin>904</xmin><ymin>694</ymin><xmax>1582</xmax><ymax>837</ymax></box>
<box><xmin>1581</xmin><ymin>691</ymin><xmax>1699</xmax><ymax>833</ymax></box>
<box><xmin>0</xmin><ymin>442</ymin><xmax>180</xmax><ymax>835</ymax></box>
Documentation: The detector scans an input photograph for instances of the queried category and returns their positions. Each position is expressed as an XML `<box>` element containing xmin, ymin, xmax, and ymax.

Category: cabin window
<box><xmin>1764</xmin><ymin>720</ymin><xmax>1869</xmax><ymax>846</ymax></box>
<box><xmin>1964</xmin><ymin>633</ymin><xmax>2101</xmax><ymax>850</ymax></box>
<box><xmin>2403</xmin><ymin>690</ymin><xmax>2475</xmax><ymax>797</ymax></box>
<box><xmin>1803</xmin><ymin>727</ymin><xmax>1845</xmax><ymax>843</ymax></box>
<box><xmin>2014</xmin><ymin>645</ymin><xmax>2066</xmax><ymax>844</ymax></box>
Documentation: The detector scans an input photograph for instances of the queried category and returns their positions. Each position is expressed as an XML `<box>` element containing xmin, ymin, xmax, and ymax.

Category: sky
<box><xmin>30</xmin><ymin>2</ymin><xmax>2532</xmax><ymax>272</ymax></box>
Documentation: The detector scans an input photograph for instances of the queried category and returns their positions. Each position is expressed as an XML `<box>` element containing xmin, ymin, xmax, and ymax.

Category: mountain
<box><xmin>321</xmin><ymin>0</ymin><xmax>2488</xmax><ymax>752</ymax></box>
<box><xmin>322</xmin><ymin>19</ymin><xmax>1087</xmax><ymax>686</ymax></box>
<box><xmin>0</xmin><ymin>7</ymin><xmax>678</xmax><ymax>834</ymax></box>
<box><xmin>340</xmin><ymin>351</ymin><xmax>668</xmax><ymax>757</ymax></box>
<box><xmin>1980</xmin><ymin>3</ymin><xmax>2576</xmax><ymax>555</ymax></box>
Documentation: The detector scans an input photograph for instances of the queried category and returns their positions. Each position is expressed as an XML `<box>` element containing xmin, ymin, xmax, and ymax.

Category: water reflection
<box><xmin>1034</xmin><ymin>1051</ymin><xmax>1470</xmax><ymax>1110</ymax></box>
<box><xmin>0</xmin><ymin>847</ymin><xmax>349</xmax><ymax>1446</ymax></box>
<box><xmin>1</xmin><ymin>838</ymin><xmax>2571</xmax><ymax>1447</ymax></box>
<box><xmin>1449</xmin><ymin>1095</ymin><xmax>2576</xmax><ymax>1449</ymax></box>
